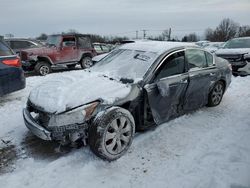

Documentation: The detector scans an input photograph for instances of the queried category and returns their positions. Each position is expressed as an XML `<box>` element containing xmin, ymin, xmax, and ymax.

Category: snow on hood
<box><xmin>216</xmin><ymin>48</ymin><xmax>250</xmax><ymax>55</ymax></box>
<box><xmin>28</xmin><ymin>71</ymin><xmax>131</xmax><ymax>114</ymax></box>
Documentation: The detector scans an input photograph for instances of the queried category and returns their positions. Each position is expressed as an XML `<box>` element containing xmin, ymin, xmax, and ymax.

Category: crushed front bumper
<box><xmin>23</xmin><ymin>108</ymin><xmax>52</xmax><ymax>140</ymax></box>
<box><xmin>23</xmin><ymin>108</ymin><xmax>89</xmax><ymax>143</ymax></box>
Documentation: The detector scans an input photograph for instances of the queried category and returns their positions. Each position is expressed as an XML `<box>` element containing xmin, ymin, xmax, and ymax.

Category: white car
<box><xmin>216</xmin><ymin>37</ymin><xmax>250</xmax><ymax>76</ymax></box>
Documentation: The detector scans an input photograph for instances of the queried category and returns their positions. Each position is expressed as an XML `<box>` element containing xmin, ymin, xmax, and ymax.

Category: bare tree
<box><xmin>182</xmin><ymin>33</ymin><xmax>198</xmax><ymax>42</ymax></box>
<box><xmin>238</xmin><ymin>26</ymin><xmax>250</xmax><ymax>37</ymax></box>
<box><xmin>204</xmin><ymin>18</ymin><xmax>241</xmax><ymax>41</ymax></box>
<box><xmin>205</xmin><ymin>28</ymin><xmax>214</xmax><ymax>41</ymax></box>
<box><xmin>214</xmin><ymin>18</ymin><xmax>239</xmax><ymax>41</ymax></box>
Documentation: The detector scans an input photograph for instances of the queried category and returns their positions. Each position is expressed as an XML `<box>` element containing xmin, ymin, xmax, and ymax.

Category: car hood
<box><xmin>28</xmin><ymin>71</ymin><xmax>132</xmax><ymax>114</ymax></box>
<box><xmin>216</xmin><ymin>48</ymin><xmax>250</xmax><ymax>55</ymax></box>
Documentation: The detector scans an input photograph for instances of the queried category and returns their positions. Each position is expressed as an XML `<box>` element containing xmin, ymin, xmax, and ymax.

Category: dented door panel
<box><xmin>145</xmin><ymin>74</ymin><xmax>189</xmax><ymax>124</ymax></box>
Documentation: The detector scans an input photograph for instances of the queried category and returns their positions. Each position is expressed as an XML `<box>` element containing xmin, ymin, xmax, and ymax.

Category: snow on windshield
<box><xmin>46</xmin><ymin>35</ymin><xmax>61</xmax><ymax>47</ymax></box>
<box><xmin>91</xmin><ymin>49</ymin><xmax>158</xmax><ymax>81</ymax></box>
<box><xmin>224</xmin><ymin>38</ymin><xmax>250</xmax><ymax>49</ymax></box>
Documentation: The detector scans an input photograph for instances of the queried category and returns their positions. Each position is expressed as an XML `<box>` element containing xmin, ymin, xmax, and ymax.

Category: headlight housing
<box><xmin>48</xmin><ymin>101</ymin><xmax>99</xmax><ymax>127</ymax></box>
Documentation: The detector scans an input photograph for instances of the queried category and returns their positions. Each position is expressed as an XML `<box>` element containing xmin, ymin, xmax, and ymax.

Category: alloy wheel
<box><xmin>211</xmin><ymin>83</ymin><xmax>224</xmax><ymax>105</ymax></box>
<box><xmin>83</xmin><ymin>58</ymin><xmax>93</xmax><ymax>68</ymax></box>
<box><xmin>104</xmin><ymin>116</ymin><xmax>132</xmax><ymax>155</ymax></box>
<box><xmin>40</xmin><ymin>66</ymin><xmax>50</xmax><ymax>76</ymax></box>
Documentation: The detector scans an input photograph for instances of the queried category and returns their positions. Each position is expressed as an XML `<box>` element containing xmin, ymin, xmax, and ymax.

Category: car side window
<box><xmin>62</xmin><ymin>37</ymin><xmax>76</xmax><ymax>47</ymax></box>
<box><xmin>155</xmin><ymin>51</ymin><xmax>185</xmax><ymax>80</ymax></box>
<box><xmin>94</xmin><ymin>45</ymin><xmax>103</xmax><ymax>53</ymax></box>
<box><xmin>101</xmin><ymin>45</ymin><xmax>110</xmax><ymax>53</ymax></box>
<box><xmin>205</xmin><ymin>51</ymin><xmax>214</xmax><ymax>66</ymax></box>
<box><xmin>12</xmin><ymin>41</ymin><xmax>26</xmax><ymax>49</ymax></box>
<box><xmin>186</xmin><ymin>49</ymin><xmax>207</xmax><ymax>70</ymax></box>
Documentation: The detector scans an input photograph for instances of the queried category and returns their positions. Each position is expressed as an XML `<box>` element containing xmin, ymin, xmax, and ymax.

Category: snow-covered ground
<box><xmin>0</xmin><ymin>70</ymin><xmax>250</xmax><ymax>188</ymax></box>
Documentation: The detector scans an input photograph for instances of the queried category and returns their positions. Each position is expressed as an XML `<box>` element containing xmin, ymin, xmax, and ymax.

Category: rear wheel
<box><xmin>89</xmin><ymin>107</ymin><xmax>135</xmax><ymax>161</ymax></box>
<box><xmin>207</xmin><ymin>81</ymin><xmax>225</xmax><ymax>107</ymax></box>
<box><xmin>35</xmin><ymin>61</ymin><xmax>51</xmax><ymax>76</ymax></box>
<box><xmin>80</xmin><ymin>57</ymin><xmax>93</xmax><ymax>69</ymax></box>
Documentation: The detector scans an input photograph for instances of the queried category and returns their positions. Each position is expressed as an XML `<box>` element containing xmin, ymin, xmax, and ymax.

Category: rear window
<box><xmin>0</xmin><ymin>41</ymin><xmax>13</xmax><ymax>56</ymax></box>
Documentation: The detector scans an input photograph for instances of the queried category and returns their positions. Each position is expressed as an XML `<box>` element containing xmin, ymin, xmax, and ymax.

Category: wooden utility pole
<box><xmin>168</xmin><ymin>28</ymin><xmax>172</xmax><ymax>41</ymax></box>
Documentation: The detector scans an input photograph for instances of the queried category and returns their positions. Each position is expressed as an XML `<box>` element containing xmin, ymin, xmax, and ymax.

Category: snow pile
<box><xmin>29</xmin><ymin>71</ymin><xmax>131</xmax><ymax>113</ymax></box>
<box><xmin>0</xmin><ymin>72</ymin><xmax>250</xmax><ymax>188</ymax></box>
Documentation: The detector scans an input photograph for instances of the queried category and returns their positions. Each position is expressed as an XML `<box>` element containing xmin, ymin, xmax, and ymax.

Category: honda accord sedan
<box><xmin>23</xmin><ymin>41</ymin><xmax>232</xmax><ymax>161</ymax></box>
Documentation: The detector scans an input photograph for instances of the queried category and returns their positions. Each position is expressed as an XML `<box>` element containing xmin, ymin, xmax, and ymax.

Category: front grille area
<box><xmin>49</xmin><ymin>123</ymin><xmax>88</xmax><ymax>133</ymax></box>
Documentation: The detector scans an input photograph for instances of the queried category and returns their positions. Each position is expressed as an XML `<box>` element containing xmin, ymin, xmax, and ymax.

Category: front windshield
<box><xmin>91</xmin><ymin>49</ymin><xmax>158</xmax><ymax>81</ymax></box>
<box><xmin>46</xmin><ymin>36</ymin><xmax>61</xmax><ymax>47</ymax></box>
<box><xmin>223</xmin><ymin>38</ymin><xmax>250</xmax><ymax>49</ymax></box>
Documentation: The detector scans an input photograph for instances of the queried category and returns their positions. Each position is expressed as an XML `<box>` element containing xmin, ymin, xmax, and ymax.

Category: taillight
<box><xmin>2</xmin><ymin>58</ymin><xmax>21</xmax><ymax>67</ymax></box>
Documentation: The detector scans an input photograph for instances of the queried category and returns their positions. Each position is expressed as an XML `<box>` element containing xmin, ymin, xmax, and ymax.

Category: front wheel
<box><xmin>89</xmin><ymin>107</ymin><xmax>135</xmax><ymax>161</ymax></box>
<box><xmin>34</xmin><ymin>61</ymin><xmax>51</xmax><ymax>76</ymax></box>
<box><xmin>207</xmin><ymin>81</ymin><xmax>225</xmax><ymax>107</ymax></box>
<box><xmin>80</xmin><ymin>57</ymin><xmax>93</xmax><ymax>69</ymax></box>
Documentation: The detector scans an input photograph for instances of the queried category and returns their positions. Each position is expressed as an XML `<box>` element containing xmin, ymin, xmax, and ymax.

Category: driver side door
<box><xmin>145</xmin><ymin>50</ymin><xmax>189</xmax><ymax>124</ymax></box>
<box><xmin>57</xmin><ymin>36</ymin><xmax>78</xmax><ymax>63</ymax></box>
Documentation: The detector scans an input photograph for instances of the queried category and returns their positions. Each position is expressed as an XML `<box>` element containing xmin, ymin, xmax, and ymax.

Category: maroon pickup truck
<box><xmin>20</xmin><ymin>34</ymin><xmax>97</xmax><ymax>75</ymax></box>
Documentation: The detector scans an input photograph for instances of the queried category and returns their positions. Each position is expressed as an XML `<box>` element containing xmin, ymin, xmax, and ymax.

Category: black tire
<box><xmin>80</xmin><ymin>56</ymin><xmax>93</xmax><ymax>69</ymax></box>
<box><xmin>89</xmin><ymin>107</ymin><xmax>135</xmax><ymax>161</ymax></box>
<box><xmin>67</xmin><ymin>64</ymin><xmax>76</xmax><ymax>69</ymax></box>
<box><xmin>35</xmin><ymin>61</ymin><xmax>51</xmax><ymax>76</ymax></box>
<box><xmin>207</xmin><ymin>81</ymin><xmax>225</xmax><ymax>107</ymax></box>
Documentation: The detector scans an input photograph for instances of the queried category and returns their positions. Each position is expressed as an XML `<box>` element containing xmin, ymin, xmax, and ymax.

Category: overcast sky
<box><xmin>1</xmin><ymin>0</ymin><xmax>250</xmax><ymax>39</ymax></box>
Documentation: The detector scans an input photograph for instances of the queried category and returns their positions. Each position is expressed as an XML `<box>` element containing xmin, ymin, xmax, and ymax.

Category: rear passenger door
<box><xmin>183</xmin><ymin>49</ymin><xmax>218</xmax><ymax>111</ymax></box>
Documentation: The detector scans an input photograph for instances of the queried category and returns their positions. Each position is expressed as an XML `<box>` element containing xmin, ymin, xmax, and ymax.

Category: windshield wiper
<box><xmin>120</xmin><ymin>78</ymin><xmax>134</xmax><ymax>84</ymax></box>
<box><xmin>101</xmin><ymin>74</ymin><xmax>133</xmax><ymax>84</ymax></box>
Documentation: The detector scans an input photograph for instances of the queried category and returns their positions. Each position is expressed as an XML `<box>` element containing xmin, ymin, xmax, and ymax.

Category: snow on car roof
<box><xmin>119</xmin><ymin>40</ymin><xmax>197</xmax><ymax>54</ymax></box>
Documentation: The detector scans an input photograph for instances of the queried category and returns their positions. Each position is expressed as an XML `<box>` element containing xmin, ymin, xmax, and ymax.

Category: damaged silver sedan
<box><xmin>23</xmin><ymin>41</ymin><xmax>232</xmax><ymax>161</ymax></box>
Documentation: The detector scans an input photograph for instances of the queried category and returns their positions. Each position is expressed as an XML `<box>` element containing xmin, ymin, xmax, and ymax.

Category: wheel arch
<box><xmin>37</xmin><ymin>56</ymin><xmax>53</xmax><ymax>65</ymax></box>
<box><xmin>80</xmin><ymin>52</ymin><xmax>93</xmax><ymax>61</ymax></box>
<box><xmin>218</xmin><ymin>79</ymin><xmax>226</xmax><ymax>89</ymax></box>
